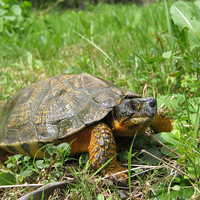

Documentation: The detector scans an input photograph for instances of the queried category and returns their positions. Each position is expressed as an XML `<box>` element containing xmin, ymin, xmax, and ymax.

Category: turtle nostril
<box><xmin>149</xmin><ymin>99</ymin><xmax>156</xmax><ymax>108</ymax></box>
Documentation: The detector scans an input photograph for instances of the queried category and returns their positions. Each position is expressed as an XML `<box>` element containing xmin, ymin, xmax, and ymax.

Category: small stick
<box><xmin>0</xmin><ymin>183</ymin><xmax>43</xmax><ymax>189</ymax></box>
<box><xmin>142</xmin><ymin>150</ymin><xmax>195</xmax><ymax>181</ymax></box>
<box><xmin>17</xmin><ymin>179</ymin><xmax>75</xmax><ymax>200</ymax></box>
<box><xmin>146</xmin><ymin>131</ymin><xmax>180</xmax><ymax>157</ymax></box>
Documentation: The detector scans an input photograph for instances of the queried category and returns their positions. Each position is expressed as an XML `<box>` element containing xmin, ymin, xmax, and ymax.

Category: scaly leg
<box><xmin>88</xmin><ymin>122</ymin><xmax>127</xmax><ymax>184</ymax></box>
<box><xmin>150</xmin><ymin>108</ymin><xmax>173</xmax><ymax>133</ymax></box>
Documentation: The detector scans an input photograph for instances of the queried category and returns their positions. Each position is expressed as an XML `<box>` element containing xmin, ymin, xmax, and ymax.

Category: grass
<box><xmin>0</xmin><ymin>1</ymin><xmax>176</xmax><ymax>99</ymax></box>
<box><xmin>0</xmin><ymin>0</ymin><xmax>199</xmax><ymax>199</ymax></box>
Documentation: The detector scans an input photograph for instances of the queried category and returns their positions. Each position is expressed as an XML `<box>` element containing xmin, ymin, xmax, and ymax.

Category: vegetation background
<box><xmin>22</xmin><ymin>0</ymin><xmax>156</xmax><ymax>9</ymax></box>
<box><xmin>0</xmin><ymin>0</ymin><xmax>199</xmax><ymax>199</ymax></box>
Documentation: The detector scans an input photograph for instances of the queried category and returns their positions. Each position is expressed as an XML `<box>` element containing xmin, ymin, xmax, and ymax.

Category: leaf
<box><xmin>57</xmin><ymin>142</ymin><xmax>71</xmax><ymax>157</ymax></box>
<box><xmin>143</xmin><ymin>147</ymin><xmax>163</xmax><ymax>165</ymax></box>
<box><xmin>153</xmin><ymin>131</ymin><xmax>180</xmax><ymax>145</ymax></box>
<box><xmin>36</xmin><ymin>160</ymin><xmax>50</xmax><ymax>169</ymax></box>
<box><xmin>170</xmin><ymin>1</ymin><xmax>194</xmax><ymax>31</ymax></box>
<box><xmin>172</xmin><ymin>185</ymin><xmax>180</xmax><ymax>191</ymax></box>
<box><xmin>23</xmin><ymin>155</ymin><xmax>31</xmax><ymax>162</ymax></box>
<box><xmin>46</xmin><ymin>144</ymin><xmax>57</xmax><ymax>156</ymax></box>
<box><xmin>170</xmin><ymin>1</ymin><xmax>200</xmax><ymax>49</ymax></box>
<box><xmin>20</xmin><ymin>169</ymin><xmax>33</xmax><ymax>178</ymax></box>
<box><xmin>0</xmin><ymin>0</ymin><xmax>5</xmax><ymax>6</ymax></box>
<box><xmin>162</xmin><ymin>50</ymin><xmax>172</xmax><ymax>59</ymax></box>
<box><xmin>0</xmin><ymin>8</ymin><xmax>7</xmax><ymax>16</ymax></box>
<box><xmin>97</xmin><ymin>194</ymin><xmax>105</xmax><ymax>200</ymax></box>
<box><xmin>7</xmin><ymin>163</ymin><xmax>15</xmax><ymax>169</ymax></box>
<box><xmin>0</xmin><ymin>171</ymin><xmax>16</xmax><ymax>185</ymax></box>
<box><xmin>53</xmin><ymin>161</ymin><xmax>62</xmax><ymax>167</ymax></box>
<box><xmin>4</xmin><ymin>15</ymin><xmax>16</xmax><ymax>21</ymax></box>
<box><xmin>14</xmin><ymin>154</ymin><xmax>23</xmax><ymax>160</ymax></box>
<box><xmin>23</xmin><ymin>1</ymin><xmax>32</xmax><ymax>11</ymax></box>
<box><xmin>194</xmin><ymin>1</ymin><xmax>200</xmax><ymax>21</ymax></box>
<box><xmin>10</xmin><ymin>5</ymin><xmax>22</xmax><ymax>16</ymax></box>
<box><xmin>187</xmin><ymin>20</ymin><xmax>200</xmax><ymax>49</ymax></box>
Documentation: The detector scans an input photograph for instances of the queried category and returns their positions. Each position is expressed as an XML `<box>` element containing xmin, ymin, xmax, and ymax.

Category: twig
<box><xmin>0</xmin><ymin>183</ymin><xmax>43</xmax><ymax>189</ymax></box>
<box><xmin>100</xmin><ymin>165</ymin><xmax>164</xmax><ymax>181</ymax></box>
<box><xmin>146</xmin><ymin>131</ymin><xmax>180</xmax><ymax>157</ymax></box>
<box><xmin>148</xmin><ymin>170</ymin><xmax>178</xmax><ymax>194</ymax></box>
<box><xmin>17</xmin><ymin>178</ymin><xmax>75</xmax><ymax>200</ymax></box>
<box><xmin>142</xmin><ymin>150</ymin><xmax>195</xmax><ymax>181</ymax></box>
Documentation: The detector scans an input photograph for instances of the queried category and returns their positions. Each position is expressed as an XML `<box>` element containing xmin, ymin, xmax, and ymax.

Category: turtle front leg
<box><xmin>150</xmin><ymin>108</ymin><xmax>173</xmax><ymax>133</ymax></box>
<box><xmin>88</xmin><ymin>122</ymin><xmax>127</xmax><ymax>184</ymax></box>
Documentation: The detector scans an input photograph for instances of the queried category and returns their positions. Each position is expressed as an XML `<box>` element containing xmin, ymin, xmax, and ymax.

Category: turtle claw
<box><xmin>111</xmin><ymin>173</ymin><xmax>128</xmax><ymax>186</ymax></box>
<box><xmin>103</xmin><ymin>166</ymin><xmax>128</xmax><ymax>185</ymax></box>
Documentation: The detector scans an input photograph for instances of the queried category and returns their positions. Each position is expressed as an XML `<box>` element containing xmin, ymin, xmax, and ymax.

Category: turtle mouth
<box><xmin>123</xmin><ymin>114</ymin><xmax>156</xmax><ymax>123</ymax></box>
<box><xmin>112</xmin><ymin>115</ymin><xmax>156</xmax><ymax>137</ymax></box>
<box><xmin>128</xmin><ymin>116</ymin><xmax>155</xmax><ymax>129</ymax></box>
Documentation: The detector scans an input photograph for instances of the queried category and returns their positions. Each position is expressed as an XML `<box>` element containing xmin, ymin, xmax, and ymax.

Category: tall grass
<box><xmin>1</xmin><ymin>2</ymin><xmax>177</xmax><ymax>102</ymax></box>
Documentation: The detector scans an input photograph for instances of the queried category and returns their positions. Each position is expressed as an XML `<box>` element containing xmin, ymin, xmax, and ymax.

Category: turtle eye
<box><xmin>129</xmin><ymin>102</ymin><xmax>137</xmax><ymax>111</ymax></box>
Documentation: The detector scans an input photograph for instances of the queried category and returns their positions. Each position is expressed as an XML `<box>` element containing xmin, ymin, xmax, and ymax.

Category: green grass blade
<box><xmin>193</xmin><ymin>105</ymin><xmax>199</xmax><ymax>148</ymax></box>
<box><xmin>74</xmin><ymin>31</ymin><xmax>119</xmax><ymax>72</ymax></box>
<box><xmin>128</xmin><ymin>135</ymin><xmax>136</xmax><ymax>198</ymax></box>
<box><xmin>164</xmin><ymin>0</ymin><xmax>173</xmax><ymax>49</ymax></box>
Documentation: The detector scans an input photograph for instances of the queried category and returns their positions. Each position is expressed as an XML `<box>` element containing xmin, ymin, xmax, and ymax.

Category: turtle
<box><xmin>0</xmin><ymin>73</ymin><xmax>172</xmax><ymax>183</ymax></box>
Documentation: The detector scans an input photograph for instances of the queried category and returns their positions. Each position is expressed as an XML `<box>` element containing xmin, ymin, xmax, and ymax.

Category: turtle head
<box><xmin>111</xmin><ymin>97</ymin><xmax>157</xmax><ymax>137</ymax></box>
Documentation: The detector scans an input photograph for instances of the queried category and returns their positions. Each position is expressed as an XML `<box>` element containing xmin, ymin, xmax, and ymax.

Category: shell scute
<box><xmin>35</xmin><ymin>124</ymin><xmax>58</xmax><ymax>140</ymax></box>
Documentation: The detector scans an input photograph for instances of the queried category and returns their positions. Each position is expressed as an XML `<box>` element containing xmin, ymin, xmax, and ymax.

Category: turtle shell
<box><xmin>0</xmin><ymin>73</ymin><xmax>141</xmax><ymax>156</ymax></box>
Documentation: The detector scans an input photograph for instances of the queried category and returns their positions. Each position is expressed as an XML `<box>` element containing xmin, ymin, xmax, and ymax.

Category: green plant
<box><xmin>151</xmin><ymin>101</ymin><xmax>200</xmax><ymax>199</ymax></box>
<box><xmin>0</xmin><ymin>0</ymin><xmax>32</xmax><ymax>33</ymax></box>
<box><xmin>170</xmin><ymin>1</ymin><xmax>200</xmax><ymax>51</ymax></box>
<box><xmin>0</xmin><ymin>170</ymin><xmax>16</xmax><ymax>185</ymax></box>
<box><xmin>3</xmin><ymin>143</ymin><xmax>71</xmax><ymax>184</ymax></box>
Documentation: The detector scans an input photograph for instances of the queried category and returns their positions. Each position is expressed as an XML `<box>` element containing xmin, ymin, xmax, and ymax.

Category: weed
<box><xmin>1</xmin><ymin>143</ymin><xmax>71</xmax><ymax>185</ymax></box>
<box><xmin>0</xmin><ymin>0</ymin><xmax>32</xmax><ymax>33</ymax></box>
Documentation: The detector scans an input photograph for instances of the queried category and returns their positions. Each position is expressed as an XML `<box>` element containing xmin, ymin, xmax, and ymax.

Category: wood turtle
<box><xmin>0</xmin><ymin>73</ymin><xmax>172</xmax><ymax>183</ymax></box>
